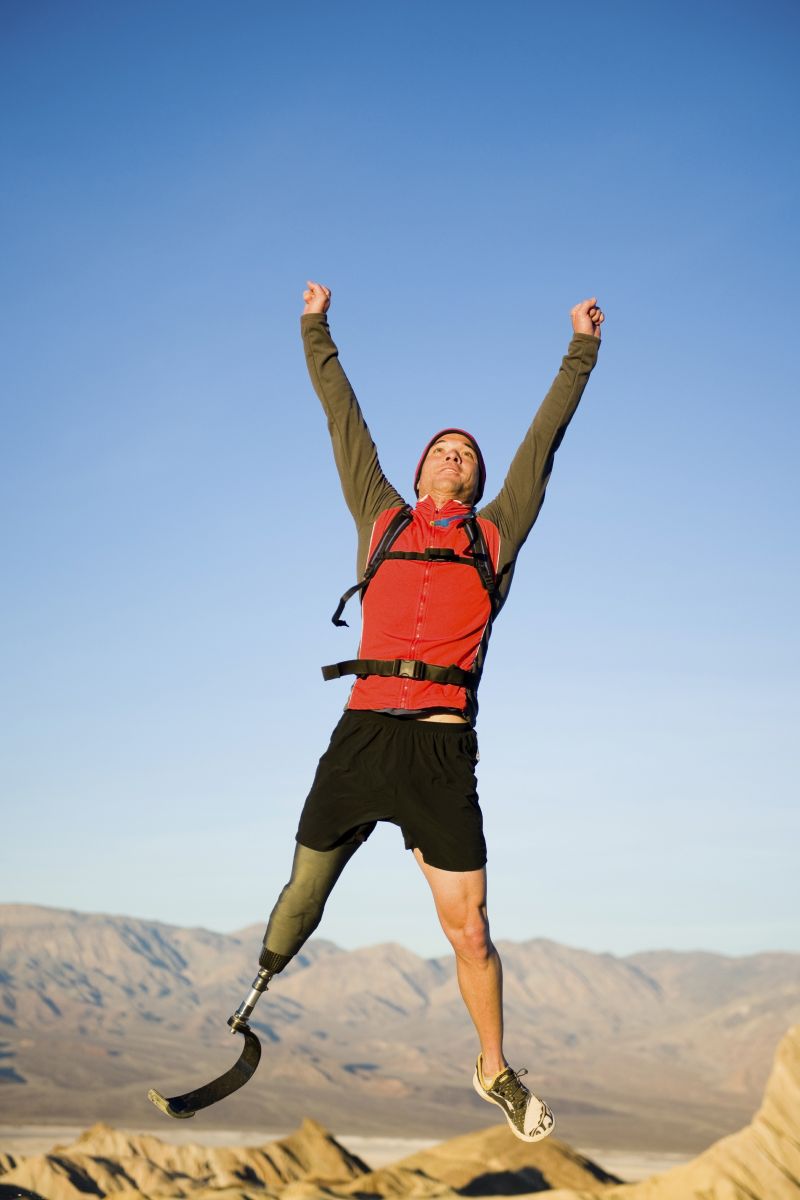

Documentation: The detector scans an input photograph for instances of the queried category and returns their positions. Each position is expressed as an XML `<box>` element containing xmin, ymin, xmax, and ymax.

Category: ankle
<box><xmin>479</xmin><ymin>1054</ymin><xmax>506</xmax><ymax>1085</ymax></box>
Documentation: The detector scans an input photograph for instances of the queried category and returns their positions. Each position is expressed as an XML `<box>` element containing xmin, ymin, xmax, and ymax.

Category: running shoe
<box><xmin>472</xmin><ymin>1054</ymin><xmax>555</xmax><ymax>1142</ymax></box>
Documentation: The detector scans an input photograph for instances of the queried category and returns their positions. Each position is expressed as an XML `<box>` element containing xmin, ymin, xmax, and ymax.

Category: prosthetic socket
<box><xmin>230</xmin><ymin>842</ymin><xmax>359</xmax><ymax>1030</ymax></box>
<box><xmin>259</xmin><ymin>841</ymin><xmax>359</xmax><ymax>972</ymax></box>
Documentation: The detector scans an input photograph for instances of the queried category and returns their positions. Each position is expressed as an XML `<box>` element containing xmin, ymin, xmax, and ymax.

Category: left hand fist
<box><xmin>303</xmin><ymin>281</ymin><xmax>332</xmax><ymax>315</ymax></box>
<box><xmin>571</xmin><ymin>298</ymin><xmax>604</xmax><ymax>339</ymax></box>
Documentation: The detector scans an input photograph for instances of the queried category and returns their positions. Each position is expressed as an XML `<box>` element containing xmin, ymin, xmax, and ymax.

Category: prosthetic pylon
<box><xmin>147</xmin><ymin>967</ymin><xmax>272</xmax><ymax>1119</ymax></box>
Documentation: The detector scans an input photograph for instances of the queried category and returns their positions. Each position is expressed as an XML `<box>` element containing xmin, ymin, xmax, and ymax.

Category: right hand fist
<box><xmin>303</xmin><ymin>281</ymin><xmax>331</xmax><ymax>315</ymax></box>
<box><xmin>570</xmin><ymin>297</ymin><xmax>604</xmax><ymax>339</ymax></box>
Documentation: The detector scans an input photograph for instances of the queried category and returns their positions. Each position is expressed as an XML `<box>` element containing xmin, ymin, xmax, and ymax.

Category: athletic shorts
<box><xmin>296</xmin><ymin>710</ymin><xmax>486</xmax><ymax>872</ymax></box>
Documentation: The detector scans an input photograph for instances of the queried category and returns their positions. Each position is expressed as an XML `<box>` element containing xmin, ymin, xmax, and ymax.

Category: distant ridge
<box><xmin>1</xmin><ymin>903</ymin><xmax>798</xmax><ymax>1149</ymax></box>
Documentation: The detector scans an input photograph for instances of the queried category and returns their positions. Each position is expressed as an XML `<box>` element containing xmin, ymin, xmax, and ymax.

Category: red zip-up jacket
<box><xmin>302</xmin><ymin>314</ymin><xmax>600</xmax><ymax>722</ymax></box>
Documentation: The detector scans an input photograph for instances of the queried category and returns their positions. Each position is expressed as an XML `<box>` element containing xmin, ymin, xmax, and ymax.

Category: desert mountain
<box><xmin>0</xmin><ymin>1025</ymin><xmax>797</xmax><ymax>1199</ymax></box>
<box><xmin>541</xmin><ymin>1022</ymin><xmax>800</xmax><ymax>1199</ymax></box>
<box><xmin>0</xmin><ymin>1115</ymin><xmax>617</xmax><ymax>1199</ymax></box>
<box><xmin>353</xmin><ymin>1122</ymin><xmax>620</xmax><ymax>1195</ymax></box>
<box><xmin>1</xmin><ymin>904</ymin><xmax>798</xmax><ymax>1149</ymax></box>
<box><xmin>0</xmin><ymin>1117</ymin><xmax>362</xmax><ymax>1199</ymax></box>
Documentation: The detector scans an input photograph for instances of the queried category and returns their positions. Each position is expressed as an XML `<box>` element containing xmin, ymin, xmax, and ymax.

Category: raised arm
<box><xmin>300</xmin><ymin>282</ymin><xmax>403</xmax><ymax>529</ymax></box>
<box><xmin>479</xmin><ymin>299</ymin><xmax>603</xmax><ymax>555</ymax></box>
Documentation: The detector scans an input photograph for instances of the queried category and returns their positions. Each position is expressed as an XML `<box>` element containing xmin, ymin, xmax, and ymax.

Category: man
<box><xmin>258</xmin><ymin>282</ymin><xmax>603</xmax><ymax>1141</ymax></box>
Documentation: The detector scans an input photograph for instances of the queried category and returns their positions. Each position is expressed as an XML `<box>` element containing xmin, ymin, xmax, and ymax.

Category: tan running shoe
<box><xmin>472</xmin><ymin>1053</ymin><xmax>555</xmax><ymax>1142</ymax></box>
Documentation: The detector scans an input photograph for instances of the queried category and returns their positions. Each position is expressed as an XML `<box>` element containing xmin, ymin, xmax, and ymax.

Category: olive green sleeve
<box><xmin>479</xmin><ymin>332</ymin><xmax>600</xmax><ymax>566</ymax></box>
<box><xmin>301</xmin><ymin>313</ymin><xmax>405</xmax><ymax>538</ymax></box>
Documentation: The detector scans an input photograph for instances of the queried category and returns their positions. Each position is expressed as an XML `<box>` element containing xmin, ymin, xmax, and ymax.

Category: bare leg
<box><xmin>413</xmin><ymin>848</ymin><xmax>505</xmax><ymax>1078</ymax></box>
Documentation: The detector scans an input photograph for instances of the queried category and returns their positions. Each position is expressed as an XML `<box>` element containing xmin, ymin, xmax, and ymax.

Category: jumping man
<box><xmin>257</xmin><ymin>282</ymin><xmax>603</xmax><ymax>1141</ymax></box>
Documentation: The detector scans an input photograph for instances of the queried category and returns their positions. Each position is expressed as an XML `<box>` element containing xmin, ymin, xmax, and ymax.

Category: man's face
<box><xmin>416</xmin><ymin>434</ymin><xmax>480</xmax><ymax>505</ymax></box>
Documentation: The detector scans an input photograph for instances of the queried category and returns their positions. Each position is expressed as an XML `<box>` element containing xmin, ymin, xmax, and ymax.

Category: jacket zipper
<box><xmin>399</xmin><ymin>509</ymin><xmax>441</xmax><ymax>706</ymax></box>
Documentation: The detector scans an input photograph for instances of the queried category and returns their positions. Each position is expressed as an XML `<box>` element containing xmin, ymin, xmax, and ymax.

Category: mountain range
<box><xmin>1</xmin><ymin>904</ymin><xmax>798</xmax><ymax>1150</ymax></box>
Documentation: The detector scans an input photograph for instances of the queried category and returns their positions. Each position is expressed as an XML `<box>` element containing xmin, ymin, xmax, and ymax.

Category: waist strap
<box><xmin>321</xmin><ymin>658</ymin><xmax>477</xmax><ymax>689</ymax></box>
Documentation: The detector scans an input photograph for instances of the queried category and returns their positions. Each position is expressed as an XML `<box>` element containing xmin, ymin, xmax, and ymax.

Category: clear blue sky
<box><xmin>2</xmin><ymin>1</ymin><xmax>798</xmax><ymax>958</ymax></box>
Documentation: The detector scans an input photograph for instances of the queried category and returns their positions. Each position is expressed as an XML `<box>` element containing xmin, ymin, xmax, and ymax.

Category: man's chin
<box><xmin>429</xmin><ymin>487</ymin><xmax>475</xmax><ymax>506</ymax></box>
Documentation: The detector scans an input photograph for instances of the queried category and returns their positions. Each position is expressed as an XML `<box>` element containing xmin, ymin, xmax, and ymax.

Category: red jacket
<box><xmin>347</xmin><ymin>496</ymin><xmax>501</xmax><ymax>714</ymax></box>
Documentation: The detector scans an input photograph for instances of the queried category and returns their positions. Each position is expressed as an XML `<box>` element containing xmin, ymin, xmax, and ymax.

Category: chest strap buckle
<box><xmin>395</xmin><ymin>659</ymin><xmax>425</xmax><ymax>680</ymax></box>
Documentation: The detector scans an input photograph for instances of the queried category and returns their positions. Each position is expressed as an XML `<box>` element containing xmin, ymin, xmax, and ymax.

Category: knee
<box><xmin>444</xmin><ymin>909</ymin><xmax>493</xmax><ymax>965</ymax></box>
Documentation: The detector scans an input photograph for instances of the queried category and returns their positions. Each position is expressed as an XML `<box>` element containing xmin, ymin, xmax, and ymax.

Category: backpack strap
<box><xmin>321</xmin><ymin>658</ymin><xmax>478</xmax><ymax>688</ymax></box>
<box><xmin>331</xmin><ymin>506</ymin><xmax>413</xmax><ymax>627</ymax></box>
<box><xmin>332</xmin><ymin>508</ymin><xmax>500</xmax><ymax>628</ymax></box>
<box><xmin>462</xmin><ymin>515</ymin><xmax>500</xmax><ymax>613</ymax></box>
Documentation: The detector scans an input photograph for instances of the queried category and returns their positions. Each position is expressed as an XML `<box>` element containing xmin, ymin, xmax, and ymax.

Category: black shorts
<box><xmin>296</xmin><ymin>710</ymin><xmax>486</xmax><ymax>872</ymax></box>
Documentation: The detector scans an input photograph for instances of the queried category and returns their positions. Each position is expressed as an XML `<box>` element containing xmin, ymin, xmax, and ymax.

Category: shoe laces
<box><xmin>496</xmin><ymin>1066</ymin><xmax>530</xmax><ymax>1108</ymax></box>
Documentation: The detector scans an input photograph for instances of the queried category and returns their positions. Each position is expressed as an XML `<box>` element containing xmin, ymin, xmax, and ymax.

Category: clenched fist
<box><xmin>303</xmin><ymin>281</ymin><xmax>331</xmax><ymax>315</ymax></box>
<box><xmin>571</xmin><ymin>298</ymin><xmax>604</xmax><ymax>339</ymax></box>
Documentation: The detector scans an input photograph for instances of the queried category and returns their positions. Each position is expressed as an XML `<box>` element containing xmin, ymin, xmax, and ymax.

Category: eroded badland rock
<box><xmin>344</xmin><ymin>1121</ymin><xmax>620</xmax><ymax>1196</ymax></box>
<box><xmin>0</xmin><ymin>1115</ymin><xmax>617</xmax><ymax>1198</ymax></box>
<box><xmin>545</xmin><ymin>1022</ymin><xmax>800</xmax><ymax>1198</ymax></box>
<box><xmin>1</xmin><ymin>1024</ymin><xmax>797</xmax><ymax>1199</ymax></box>
<box><xmin>0</xmin><ymin>1117</ymin><xmax>367</xmax><ymax>1200</ymax></box>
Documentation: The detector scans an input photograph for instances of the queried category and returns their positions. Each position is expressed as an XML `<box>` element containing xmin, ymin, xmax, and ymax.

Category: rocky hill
<box><xmin>0</xmin><ymin>1024</ymin><xmax>797</xmax><ymax>1200</ymax></box>
<box><xmin>543</xmin><ymin>1022</ymin><xmax>800</xmax><ymax>1199</ymax></box>
<box><xmin>0</xmin><ymin>1115</ymin><xmax>618</xmax><ymax>1199</ymax></box>
<box><xmin>1</xmin><ymin>904</ymin><xmax>798</xmax><ymax>1149</ymax></box>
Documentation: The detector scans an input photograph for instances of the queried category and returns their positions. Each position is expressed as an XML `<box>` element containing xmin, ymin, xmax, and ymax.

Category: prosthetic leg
<box><xmin>148</xmin><ymin>841</ymin><xmax>361</xmax><ymax>1118</ymax></box>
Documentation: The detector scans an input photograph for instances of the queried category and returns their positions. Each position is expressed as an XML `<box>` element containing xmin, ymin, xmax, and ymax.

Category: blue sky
<box><xmin>2</xmin><ymin>1</ymin><xmax>798</xmax><ymax>959</ymax></box>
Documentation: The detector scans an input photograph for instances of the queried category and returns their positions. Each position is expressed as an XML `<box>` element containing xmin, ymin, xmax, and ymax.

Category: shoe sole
<box><xmin>472</xmin><ymin>1069</ymin><xmax>555</xmax><ymax>1143</ymax></box>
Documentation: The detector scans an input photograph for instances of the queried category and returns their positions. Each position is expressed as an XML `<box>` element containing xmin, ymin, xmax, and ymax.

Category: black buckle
<box><xmin>425</xmin><ymin>547</ymin><xmax>455</xmax><ymax>560</ymax></box>
<box><xmin>394</xmin><ymin>659</ymin><xmax>424</xmax><ymax>680</ymax></box>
